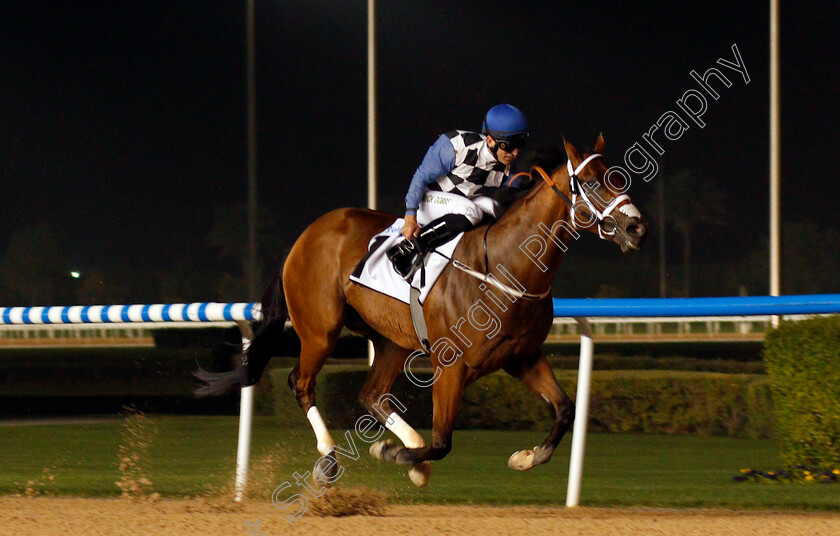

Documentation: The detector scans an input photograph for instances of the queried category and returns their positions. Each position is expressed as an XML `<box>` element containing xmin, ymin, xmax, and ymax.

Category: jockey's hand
<box><xmin>402</xmin><ymin>215</ymin><xmax>419</xmax><ymax>240</ymax></box>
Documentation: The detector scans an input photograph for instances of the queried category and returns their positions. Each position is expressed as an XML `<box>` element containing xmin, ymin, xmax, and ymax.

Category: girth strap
<box><xmin>409</xmin><ymin>284</ymin><xmax>431</xmax><ymax>354</ymax></box>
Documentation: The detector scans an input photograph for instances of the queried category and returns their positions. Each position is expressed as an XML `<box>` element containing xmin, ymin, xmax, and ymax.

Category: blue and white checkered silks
<box><xmin>428</xmin><ymin>130</ymin><xmax>508</xmax><ymax>199</ymax></box>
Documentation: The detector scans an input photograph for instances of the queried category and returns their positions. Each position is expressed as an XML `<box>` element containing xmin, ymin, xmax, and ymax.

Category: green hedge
<box><xmin>264</xmin><ymin>366</ymin><xmax>773</xmax><ymax>438</ymax></box>
<box><xmin>764</xmin><ymin>315</ymin><xmax>840</xmax><ymax>471</ymax></box>
<box><xmin>575</xmin><ymin>371</ymin><xmax>773</xmax><ymax>437</ymax></box>
<box><xmin>549</xmin><ymin>354</ymin><xmax>765</xmax><ymax>373</ymax></box>
<box><xmin>0</xmin><ymin>348</ymin><xmax>217</xmax><ymax>396</ymax></box>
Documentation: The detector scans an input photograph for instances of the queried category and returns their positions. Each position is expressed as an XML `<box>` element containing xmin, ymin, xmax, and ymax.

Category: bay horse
<box><xmin>197</xmin><ymin>136</ymin><xmax>648</xmax><ymax>487</ymax></box>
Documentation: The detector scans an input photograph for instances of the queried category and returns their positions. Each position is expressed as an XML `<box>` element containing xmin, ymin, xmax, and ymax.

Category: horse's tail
<box><xmin>194</xmin><ymin>254</ymin><xmax>290</xmax><ymax>397</ymax></box>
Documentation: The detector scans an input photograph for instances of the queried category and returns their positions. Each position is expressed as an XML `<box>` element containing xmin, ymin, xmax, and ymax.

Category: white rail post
<box><xmin>566</xmin><ymin>317</ymin><xmax>593</xmax><ymax>507</ymax></box>
<box><xmin>234</xmin><ymin>320</ymin><xmax>255</xmax><ymax>502</ymax></box>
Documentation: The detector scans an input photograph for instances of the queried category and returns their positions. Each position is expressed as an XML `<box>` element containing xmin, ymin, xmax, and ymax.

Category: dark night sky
<box><xmin>2</xmin><ymin>1</ymin><xmax>839</xmax><ymax>298</ymax></box>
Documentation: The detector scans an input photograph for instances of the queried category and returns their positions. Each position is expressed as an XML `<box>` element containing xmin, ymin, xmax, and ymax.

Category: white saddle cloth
<box><xmin>349</xmin><ymin>218</ymin><xmax>463</xmax><ymax>305</ymax></box>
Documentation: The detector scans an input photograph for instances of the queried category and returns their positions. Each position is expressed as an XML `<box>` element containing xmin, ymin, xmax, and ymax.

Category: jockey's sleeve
<box><xmin>404</xmin><ymin>134</ymin><xmax>456</xmax><ymax>216</ymax></box>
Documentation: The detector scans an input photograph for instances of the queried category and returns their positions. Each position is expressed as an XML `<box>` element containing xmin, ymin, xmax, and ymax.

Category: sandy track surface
<box><xmin>3</xmin><ymin>498</ymin><xmax>840</xmax><ymax>536</ymax></box>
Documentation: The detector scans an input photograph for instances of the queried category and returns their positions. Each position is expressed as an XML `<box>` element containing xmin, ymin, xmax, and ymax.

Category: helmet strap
<box><xmin>487</xmin><ymin>136</ymin><xmax>501</xmax><ymax>160</ymax></box>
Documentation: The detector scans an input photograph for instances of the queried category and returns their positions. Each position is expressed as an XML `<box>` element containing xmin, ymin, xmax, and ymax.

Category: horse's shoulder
<box><xmin>449</xmin><ymin>221</ymin><xmax>491</xmax><ymax>257</ymax></box>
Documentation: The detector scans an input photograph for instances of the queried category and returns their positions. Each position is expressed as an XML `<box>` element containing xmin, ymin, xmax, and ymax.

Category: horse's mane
<box><xmin>513</xmin><ymin>143</ymin><xmax>568</xmax><ymax>177</ymax></box>
<box><xmin>485</xmin><ymin>141</ymin><xmax>579</xmax><ymax>221</ymax></box>
<box><xmin>492</xmin><ymin>143</ymin><xmax>569</xmax><ymax>213</ymax></box>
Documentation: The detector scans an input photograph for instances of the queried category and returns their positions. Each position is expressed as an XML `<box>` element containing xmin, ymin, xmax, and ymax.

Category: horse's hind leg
<box><xmin>504</xmin><ymin>353</ymin><xmax>575</xmax><ymax>470</ymax></box>
<box><xmin>286</xmin><ymin>312</ymin><xmax>346</xmax><ymax>484</ymax></box>
<box><xmin>360</xmin><ymin>338</ymin><xmax>431</xmax><ymax>487</ymax></box>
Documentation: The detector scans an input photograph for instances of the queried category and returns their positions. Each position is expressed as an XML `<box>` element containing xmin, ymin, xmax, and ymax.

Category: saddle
<box><xmin>349</xmin><ymin>219</ymin><xmax>464</xmax><ymax>354</ymax></box>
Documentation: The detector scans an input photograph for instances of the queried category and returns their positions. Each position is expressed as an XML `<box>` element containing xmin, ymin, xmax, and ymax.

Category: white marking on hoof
<box><xmin>408</xmin><ymin>461</ymin><xmax>431</xmax><ymax>487</ymax></box>
<box><xmin>385</xmin><ymin>412</ymin><xmax>425</xmax><ymax>448</ymax></box>
<box><xmin>369</xmin><ymin>439</ymin><xmax>395</xmax><ymax>461</ymax></box>
<box><xmin>306</xmin><ymin>406</ymin><xmax>335</xmax><ymax>456</ymax></box>
<box><xmin>508</xmin><ymin>449</ymin><xmax>537</xmax><ymax>471</ymax></box>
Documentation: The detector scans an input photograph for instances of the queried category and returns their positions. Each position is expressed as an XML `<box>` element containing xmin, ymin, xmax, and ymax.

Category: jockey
<box><xmin>388</xmin><ymin>103</ymin><xmax>530</xmax><ymax>279</ymax></box>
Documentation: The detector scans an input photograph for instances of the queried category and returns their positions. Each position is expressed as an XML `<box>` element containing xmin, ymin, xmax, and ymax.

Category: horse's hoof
<box><xmin>369</xmin><ymin>439</ymin><xmax>396</xmax><ymax>461</ymax></box>
<box><xmin>312</xmin><ymin>451</ymin><xmax>340</xmax><ymax>487</ymax></box>
<box><xmin>408</xmin><ymin>461</ymin><xmax>431</xmax><ymax>488</ymax></box>
<box><xmin>508</xmin><ymin>449</ymin><xmax>537</xmax><ymax>471</ymax></box>
<box><xmin>312</xmin><ymin>468</ymin><xmax>333</xmax><ymax>488</ymax></box>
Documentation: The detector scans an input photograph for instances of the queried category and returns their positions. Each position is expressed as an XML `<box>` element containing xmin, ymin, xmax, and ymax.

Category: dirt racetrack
<box><xmin>4</xmin><ymin>498</ymin><xmax>840</xmax><ymax>536</ymax></box>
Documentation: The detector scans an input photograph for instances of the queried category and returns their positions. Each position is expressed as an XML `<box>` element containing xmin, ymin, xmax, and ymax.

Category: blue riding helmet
<box><xmin>481</xmin><ymin>104</ymin><xmax>529</xmax><ymax>140</ymax></box>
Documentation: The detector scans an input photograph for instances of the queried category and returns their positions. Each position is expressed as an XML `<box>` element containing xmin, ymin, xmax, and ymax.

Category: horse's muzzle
<box><xmin>617</xmin><ymin>217</ymin><xmax>649</xmax><ymax>252</ymax></box>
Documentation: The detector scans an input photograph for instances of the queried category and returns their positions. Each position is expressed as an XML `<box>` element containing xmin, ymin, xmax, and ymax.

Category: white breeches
<box><xmin>416</xmin><ymin>191</ymin><xmax>498</xmax><ymax>226</ymax></box>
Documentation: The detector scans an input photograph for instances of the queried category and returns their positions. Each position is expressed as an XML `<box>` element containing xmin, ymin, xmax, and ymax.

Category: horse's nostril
<box><xmin>628</xmin><ymin>224</ymin><xmax>646</xmax><ymax>238</ymax></box>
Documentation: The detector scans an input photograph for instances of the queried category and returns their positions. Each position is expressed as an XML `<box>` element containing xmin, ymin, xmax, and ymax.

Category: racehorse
<box><xmin>197</xmin><ymin>136</ymin><xmax>648</xmax><ymax>487</ymax></box>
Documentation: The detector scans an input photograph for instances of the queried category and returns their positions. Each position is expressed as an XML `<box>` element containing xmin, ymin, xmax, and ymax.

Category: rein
<box><xmin>430</xmin><ymin>190</ymin><xmax>551</xmax><ymax>301</ymax></box>
<box><xmin>450</xmin><ymin>258</ymin><xmax>551</xmax><ymax>300</ymax></box>
<box><xmin>431</xmin><ymin>232</ymin><xmax>550</xmax><ymax>300</ymax></box>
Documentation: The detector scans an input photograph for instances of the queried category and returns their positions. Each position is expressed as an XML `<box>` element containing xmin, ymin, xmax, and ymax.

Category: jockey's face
<box><xmin>487</xmin><ymin>136</ymin><xmax>519</xmax><ymax>166</ymax></box>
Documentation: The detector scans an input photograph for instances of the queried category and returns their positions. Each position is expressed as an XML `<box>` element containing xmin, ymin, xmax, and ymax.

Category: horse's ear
<box><xmin>563</xmin><ymin>137</ymin><xmax>581</xmax><ymax>166</ymax></box>
<box><xmin>594</xmin><ymin>132</ymin><xmax>605</xmax><ymax>154</ymax></box>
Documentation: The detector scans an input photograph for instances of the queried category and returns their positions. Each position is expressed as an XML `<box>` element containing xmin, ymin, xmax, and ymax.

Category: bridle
<box><xmin>533</xmin><ymin>153</ymin><xmax>631</xmax><ymax>239</ymax></box>
<box><xmin>408</xmin><ymin>148</ymin><xmax>641</xmax><ymax>352</ymax></box>
<box><xmin>439</xmin><ymin>152</ymin><xmax>634</xmax><ymax>301</ymax></box>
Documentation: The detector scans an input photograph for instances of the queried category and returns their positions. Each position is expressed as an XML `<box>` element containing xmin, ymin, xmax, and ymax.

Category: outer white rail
<box><xmin>4</xmin><ymin>295</ymin><xmax>840</xmax><ymax>505</ymax></box>
<box><xmin>554</xmin><ymin>293</ymin><xmax>840</xmax><ymax>506</ymax></box>
<box><xmin>565</xmin><ymin>318</ymin><xmax>592</xmax><ymax>507</ymax></box>
<box><xmin>0</xmin><ymin>302</ymin><xmax>263</xmax><ymax>502</ymax></box>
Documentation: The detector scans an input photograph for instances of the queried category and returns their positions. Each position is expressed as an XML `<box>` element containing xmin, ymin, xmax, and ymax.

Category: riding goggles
<box><xmin>493</xmin><ymin>133</ymin><xmax>529</xmax><ymax>152</ymax></box>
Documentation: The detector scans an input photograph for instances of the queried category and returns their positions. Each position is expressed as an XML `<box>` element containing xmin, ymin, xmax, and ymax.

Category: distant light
<box><xmin>70</xmin><ymin>271</ymin><xmax>81</xmax><ymax>279</ymax></box>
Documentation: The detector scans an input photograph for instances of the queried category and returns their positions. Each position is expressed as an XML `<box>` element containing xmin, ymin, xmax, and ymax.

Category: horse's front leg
<box><xmin>371</xmin><ymin>363</ymin><xmax>466</xmax><ymax>470</ymax></box>
<box><xmin>504</xmin><ymin>353</ymin><xmax>575</xmax><ymax>470</ymax></box>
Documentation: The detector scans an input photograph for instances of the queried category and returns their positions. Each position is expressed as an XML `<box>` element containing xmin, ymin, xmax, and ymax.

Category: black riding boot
<box><xmin>387</xmin><ymin>214</ymin><xmax>472</xmax><ymax>280</ymax></box>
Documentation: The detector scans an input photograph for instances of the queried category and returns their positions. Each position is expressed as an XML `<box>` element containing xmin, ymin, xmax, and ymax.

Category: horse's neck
<box><xmin>488</xmin><ymin>182</ymin><xmax>573</xmax><ymax>294</ymax></box>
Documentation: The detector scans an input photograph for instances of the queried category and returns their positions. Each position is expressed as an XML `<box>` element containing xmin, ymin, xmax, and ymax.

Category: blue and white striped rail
<box><xmin>4</xmin><ymin>294</ymin><xmax>837</xmax><ymax>326</ymax></box>
<box><xmin>0</xmin><ymin>302</ymin><xmax>261</xmax><ymax>325</ymax></box>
